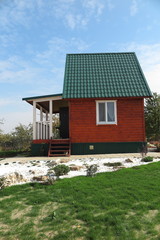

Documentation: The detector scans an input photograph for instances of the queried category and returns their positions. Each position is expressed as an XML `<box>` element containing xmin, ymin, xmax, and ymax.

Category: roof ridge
<box><xmin>66</xmin><ymin>52</ymin><xmax>135</xmax><ymax>56</ymax></box>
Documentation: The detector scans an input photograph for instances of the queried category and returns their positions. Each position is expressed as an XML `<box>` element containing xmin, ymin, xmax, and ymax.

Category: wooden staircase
<box><xmin>48</xmin><ymin>139</ymin><xmax>71</xmax><ymax>157</ymax></box>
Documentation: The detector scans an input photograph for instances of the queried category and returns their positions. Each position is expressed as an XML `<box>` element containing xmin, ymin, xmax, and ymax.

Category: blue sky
<box><xmin>0</xmin><ymin>0</ymin><xmax>160</xmax><ymax>133</ymax></box>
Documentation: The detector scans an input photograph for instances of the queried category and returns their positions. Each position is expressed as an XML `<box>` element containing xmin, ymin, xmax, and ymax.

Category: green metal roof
<box><xmin>22</xmin><ymin>93</ymin><xmax>63</xmax><ymax>101</ymax></box>
<box><xmin>63</xmin><ymin>52</ymin><xmax>152</xmax><ymax>99</ymax></box>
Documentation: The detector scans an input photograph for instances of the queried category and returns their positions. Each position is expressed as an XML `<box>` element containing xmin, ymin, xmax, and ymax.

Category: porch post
<box><xmin>49</xmin><ymin>100</ymin><xmax>53</xmax><ymax>139</ymax></box>
<box><xmin>33</xmin><ymin>101</ymin><xmax>36</xmax><ymax>140</ymax></box>
<box><xmin>46</xmin><ymin>111</ymin><xmax>49</xmax><ymax>139</ymax></box>
<box><xmin>46</xmin><ymin>111</ymin><xmax>48</xmax><ymax>121</ymax></box>
<box><xmin>40</xmin><ymin>107</ymin><xmax>43</xmax><ymax>139</ymax></box>
<box><xmin>40</xmin><ymin>107</ymin><xmax>43</xmax><ymax>121</ymax></box>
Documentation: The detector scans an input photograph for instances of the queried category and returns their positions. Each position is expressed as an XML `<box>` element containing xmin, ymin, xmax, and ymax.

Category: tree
<box><xmin>145</xmin><ymin>92</ymin><xmax>160</xmax><ymax>141</ymax></box>
<box><xmin>52</xmin><ymin>114</ymin><xmax>60</xmax><ymax>139</ymax></box>
<box><xmin>0</xmin><ymin>133</ymin><xmax>12</xmax><ymax>151</ymax></box>
<box><xmin>0</xmin><ymin>123</ymin><xmax>33</xmax><ymax>151</ymax></box>
<box><xmin>11</xmin><ymin>123</ymin><xmax>33</xmax><ymax>151</ymax></box>
<box><xmin>0</xmin><ymin>119</ymin><xmax>4</xmax><ymax>134</ymax></box>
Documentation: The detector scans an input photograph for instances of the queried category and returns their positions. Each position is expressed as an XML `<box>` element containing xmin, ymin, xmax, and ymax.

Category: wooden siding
<box><xmin>69</xmin><ymin>98</ymin><xmax>145</xmax><ymax>143</ymax></box>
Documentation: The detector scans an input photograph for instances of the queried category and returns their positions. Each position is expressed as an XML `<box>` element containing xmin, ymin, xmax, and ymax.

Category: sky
<box><xmin>0</xmin><ymin>0</ymin><xmax>160</xmax><ymax>133</ymax></box>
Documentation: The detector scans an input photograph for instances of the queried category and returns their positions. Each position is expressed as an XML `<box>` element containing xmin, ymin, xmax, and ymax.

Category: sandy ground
<box><xmin>1</xmin><ymin>152</ymin><xmax>160</xmax><ymax>164</ymax></box>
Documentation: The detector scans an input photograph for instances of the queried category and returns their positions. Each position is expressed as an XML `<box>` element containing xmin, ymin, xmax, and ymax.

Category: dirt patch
<box><xmin>144</xmin><ymin>209</ymin><xmax>159</xmax><ymax>220</ymax></box>
<box><xmin>134</xmin><ymin>229</ymin><xmax>147</xmax><ymax>239</ymax></box>
<box><xmin>0</xmin><ymin>195</ymin><xmax>13</xmax><ymax>201</ymax></box>
<box><xmin>125</xmin><ymin>211</ymin><xmax>135</xmax><ymax>219</ymax></box>
<box><xmin>71</xmin><ymin>219</ymin><xmax>86</xmax><ymax>229</ymax></box>
<box><xmin>11</xmin><ymin>206</ymin><xmax>32</xmax><ymax>220</ymax></box>
<box><xmin>0</xmin><ymin>222</ymin><xmax>10</xmax><ymax>232</ymax></box>
<box><xmin>34</xmin><ymin>201</ymin><xmax>61</xmax><ymax>235</ymax></box>
<box><xmin>155</xmin><ymin>224</ymin><xmax>160</xmax><ymax>232</ymax></box>
<box><xmin>42</xmin><ymin>230</ymin><xmax>58</xmax><ymax>240</ymax></box>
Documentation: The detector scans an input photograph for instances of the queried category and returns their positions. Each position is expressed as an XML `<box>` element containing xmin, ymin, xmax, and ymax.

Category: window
<box><xmin>96</xmin><ymin>100</ymin><xmax>117</xmax><ymax>124</ymax></box>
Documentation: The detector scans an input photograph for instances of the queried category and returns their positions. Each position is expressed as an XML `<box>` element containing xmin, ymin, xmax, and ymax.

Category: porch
<box><xmin>23</xmin><ymin>94</ymin><xmax>70</xmax><ymax>156</ymax></box>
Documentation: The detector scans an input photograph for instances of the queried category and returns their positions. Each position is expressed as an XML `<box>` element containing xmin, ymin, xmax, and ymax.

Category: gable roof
<box><xmin>63</xmin><ymin>52</ymin><xmax>152</xmax><ymax>99</ymax></box>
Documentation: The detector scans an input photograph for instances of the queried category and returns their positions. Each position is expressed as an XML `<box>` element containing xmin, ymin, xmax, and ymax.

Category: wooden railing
<box><xmin>36</xmin><ymin>121</ymin><xmax>50</xmax><ymax>140</ymax></box>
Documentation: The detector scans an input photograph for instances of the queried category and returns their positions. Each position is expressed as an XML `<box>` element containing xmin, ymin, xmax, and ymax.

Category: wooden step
<box><xmin>50</xmin><ymin>146</ymin><xmax>69</xmax><ymax>149</ymax></box>
<box><xmin>48</xmin><ymin>139</ymin><xmax>70</xmax><ymax>157</ymax></box>
<box><xmin>49</xmin><ymin>154</ymin><xmax>68</xmax><ymax>157</ymax></box>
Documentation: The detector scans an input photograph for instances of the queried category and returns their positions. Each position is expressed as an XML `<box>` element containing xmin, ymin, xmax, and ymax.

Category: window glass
<box><xmin>107</xmin><ymin>102</ymin><xmax>115</xmax><ymax>122</ymax></box>
<box><xmin>99</xmin><ymin>102</ymin><xmax>106</xmax><ymax>122</ymax></box>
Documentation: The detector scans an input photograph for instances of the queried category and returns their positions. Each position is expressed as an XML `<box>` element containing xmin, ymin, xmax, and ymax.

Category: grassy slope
<box><xmin>0</xmin><ymin>162</ymin><xmax>160</xmax><ymax>240</ymax></box>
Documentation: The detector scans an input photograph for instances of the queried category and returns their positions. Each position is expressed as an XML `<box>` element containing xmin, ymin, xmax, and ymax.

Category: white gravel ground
<box><xmin>0</xmin><ymin>153</ymin><xmax>160</xmax><ymax>185</ymax></box>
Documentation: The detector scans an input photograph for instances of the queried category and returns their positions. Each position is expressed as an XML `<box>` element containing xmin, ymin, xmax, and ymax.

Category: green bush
<box><xmin>53</xmin><ymin>164</ymin><xmax>70</xmax><ymax>178</ymax></box>
<box><xmin>141</xmin><ymin>156</ymin><xmax>153</xmax><ymax>162</ymax></box>
<box><xmin>104</xmin><ymin>162</ymin><xmax>122</xmax><ymax>167</ymax></box>
<box><xmin>0</xmin><ymin>150</ymin><xmax>30</xmax><ymax>158</ymax></box>
<box><xmin>0</xmin><ymin>150</ymin><xmax>21</xmax><ymax>158</ymax></box>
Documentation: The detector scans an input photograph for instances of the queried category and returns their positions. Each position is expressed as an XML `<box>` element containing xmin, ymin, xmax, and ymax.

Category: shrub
<box><xmin>104</xmin><ymin>162</ymin><xmax>122</xmax><ymax>167</ymax></box>
<box><xmin>141</xmin><ymin>156</ymin><xmax>153</xmax><ymax>162</ymax></box>
<box><xmin>140</xmin><ymin>144</ymin><xmax>148</xmax><ymax>158</ymax></box>
<box><xmin>45</xmin><ymin>177</ymin><xmax>55</xmax><ymax>185</ymax></box>
<box><xmin>53</xmin><ymin>164</ymin><xmax>70</xmax><ymax>178</ymax></box>
<box><xmin>86</xmin><ymin>164</ymin><xmax>98</xmax><ymax>177</ymax></box>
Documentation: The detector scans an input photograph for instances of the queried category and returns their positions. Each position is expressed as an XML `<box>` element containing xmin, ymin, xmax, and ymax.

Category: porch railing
<box><xmin>36</xmin><ymin>121</ymin><xmax>50</xmax><ymax>140</ymax></box>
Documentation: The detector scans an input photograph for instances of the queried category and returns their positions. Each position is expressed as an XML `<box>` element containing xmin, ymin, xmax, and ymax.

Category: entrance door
<box><xmin>59</xmin><ymin>107</ymin><xmax>69</xmax><ymax>138</ymax></box>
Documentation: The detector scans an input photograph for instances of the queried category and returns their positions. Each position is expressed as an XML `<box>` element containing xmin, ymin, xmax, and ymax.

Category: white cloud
<box><xmin>83</xmin><ymin>0</ymin><xmax>105</xmax><ymax>16</ymax></box>
<box><xmin>0</xmin><ymin>0</ymin><xmax>48</xmax><ymax>31</ymax></box>
<box><xmin>0</xmin><ymin>0</ymin><xmax>108</xmax><ymax>31</ymax></box>
<box><xmin>130</xmin><ymin>0</ymin><xmax>138</xmax><ymax>16</ymax></box>
<box><xmin>36</xmin><ymin>37</ymin><xmax>90</xmax><ymax>64</ymax></box>
<box><xmin>0</xmin><ymin>57</ymin><xmax>44</xmax><ymax>84</ymax></box>
<box><xmin>53</xmin><ymin>0</ymin><xmax>106</xmax><ymax>29</ymax></box>
<box><xmin>124</xmin><ymin>42</ymin><xmax>160</xmax><ymax>93</ymax></box>
<box><xmin>65</xmin><ymin>13</ymin><xmax>88</xmax><ymax>29</ymax></box>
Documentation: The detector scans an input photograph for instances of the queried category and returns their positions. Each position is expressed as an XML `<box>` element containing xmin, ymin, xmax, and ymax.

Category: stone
<box><xmin>32</xmin><ymin>175</ymin><xmax>49</xmax><ymax>182</ymax></box>
<box><xmin>47</xmin><ymin>160</ymin><xmax>57</xmax><ymax>167</ymax></box>
<box><xmin>29</xmin><ymin>170</ymin><xmax>36</xmax><ymax>174</ymax></box>
<box><xmin>60</xmin><ymin>159</ymin><xmax>70</xmax><ymax>163</ymax></box>
<box><xmin>69</xmin><ymin>165</ymin><xmax>83</xmax><ymax>171</ymax></box>
<box><xmin>125</xmin><ymin>158</ymin><xmax>133</xmax><ymax>163</ymax></box>
<box><xmin>2</xmin><ymin>172</ymin><xmax>27</xmax><ymax>187</ymax></box>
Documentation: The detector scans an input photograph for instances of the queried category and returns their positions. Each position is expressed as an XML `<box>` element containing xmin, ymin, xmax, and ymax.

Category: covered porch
<box><xmin>23</xmin><ymin>94</ymin><xmax>70</xmax><ymax>156</ymax></box>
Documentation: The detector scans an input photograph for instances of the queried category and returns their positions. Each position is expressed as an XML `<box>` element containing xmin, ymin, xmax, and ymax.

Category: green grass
<box><xmin>0</xmin><ymin>162</ymin><xmax>160</xmax><ymax>240</ymax></box>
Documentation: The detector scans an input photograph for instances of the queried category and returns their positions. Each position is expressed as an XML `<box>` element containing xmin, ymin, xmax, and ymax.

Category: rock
<box><xmin>125</xmin><ymin>158</ymin><xmax>133</xmax><ymax>163</ymax></box>
<box><xmin>2</xmin><ymin>172</ymin><xmax>27</xmax><ymax>187</ymax></box>
<box><xmin>47</xmin><ymin>160</ymin><xmax>57</xmax><ymax>167</ymax></box>
<box><xmin>60</xmin><ymin>159</ymin><xmax>70</xmax><ymax>163</ymax></box>
<box><xmin>29</xmin><ymin>170</ymin><xmax>36</xmax><ymax>174</ymax></box>
<box><xmin>32</xmin><ymin>175</ymin><xmax>49</xmax><ymax>182</ymax></box>
<box><xmin>69</xmin><ymin>165</ymin><xmax>83</xmax><ymax>171</ymax></box>
<box><xmin>113</xmin><ymin>166</ymin><xmax>126</xmax><ymax>170</ymax></box>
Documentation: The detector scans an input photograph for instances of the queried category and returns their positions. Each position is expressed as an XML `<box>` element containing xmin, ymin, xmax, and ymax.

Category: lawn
<box><xmin>0</xmin><ymin>162</ymin><xmax>160</xmax><ymax>240</ymax></box>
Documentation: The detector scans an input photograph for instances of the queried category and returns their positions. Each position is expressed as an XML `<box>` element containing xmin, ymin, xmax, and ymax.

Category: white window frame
<box><xmin>96</xmin><ymin>100</ymin><xmax>117</xmax><ymax>125</ymax></box>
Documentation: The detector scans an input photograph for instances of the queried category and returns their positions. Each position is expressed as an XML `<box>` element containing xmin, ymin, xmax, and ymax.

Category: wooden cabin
<box><xmin>23</xmin><ymin>52</ymin><xmax>152</xmax><ymax>156</ymax></box>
